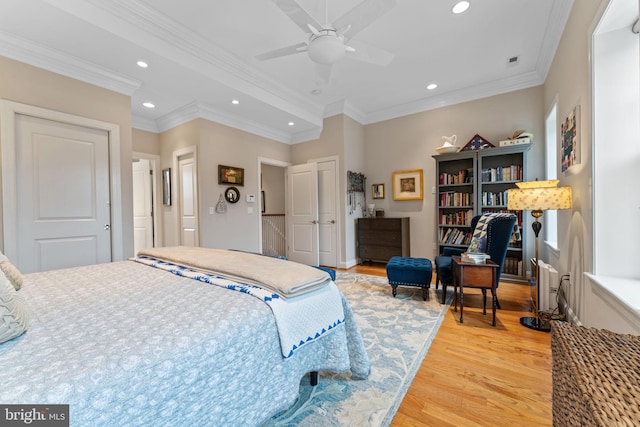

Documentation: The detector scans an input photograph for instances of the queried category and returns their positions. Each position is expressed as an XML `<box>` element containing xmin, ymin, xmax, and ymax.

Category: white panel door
<box><xmin>132</xmin><ymin>158</ymin><xmax>153</xmax><ymax>255</ymax></box>
<box><xmin>16</xmin><ymin>114</ymin><xmax>111</xmax><ymax>273</ymax></box>
<box><xmin>317</xmin><ymin>160</ymin><xmax>337</xmax><ymax>267</ymax></box>
<box><xmin>179</xmin><ymin>156</ymin><xmax>199</xmax><ymax>246</ymax></box>
<box><xmin>286</xmin><ymin>162</ymin><xmax>319</xmax><ymax>266</ymax></box>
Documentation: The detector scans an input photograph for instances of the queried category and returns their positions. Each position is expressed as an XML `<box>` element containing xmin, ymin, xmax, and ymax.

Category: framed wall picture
<box><xmin>162</xmin><ymin>168</ymin><xmax>171</xmax><ymax>206</ymax></box>
<box><xmin>218</xmin><ymin>164</ymin><xmax>244</xmax><ymax>186</ymax></box>
<box><xmin>561</xmin><ymin>105</ymin><xmax>580</xmax><ymax>173</ymax></box>
<box><xmin>392</xmin><ymin>169</ymin><xmax>423</xmax><ymax>200</ymax></box>
<box><xmin>372</xmin><ymin>183</ymin><xmax>385</xmax><ymax>199</ymax></box>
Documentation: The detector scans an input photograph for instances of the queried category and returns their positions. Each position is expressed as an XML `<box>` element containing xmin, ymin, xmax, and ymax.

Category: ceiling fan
<box><xmin>256</xmin><ymin>0</ymin><xmax>397</xmax><ymax>83</ymax></box>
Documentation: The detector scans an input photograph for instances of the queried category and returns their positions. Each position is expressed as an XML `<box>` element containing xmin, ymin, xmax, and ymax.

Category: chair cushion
<box><xmin>435</xmin><ymin>255</ymin><xmax>454</xmax><ymax>285</ymax></box>
<box><xmin>386</xmin><ymin>256</ymin><xmax>432</xmax><ymax>286</ymax></box>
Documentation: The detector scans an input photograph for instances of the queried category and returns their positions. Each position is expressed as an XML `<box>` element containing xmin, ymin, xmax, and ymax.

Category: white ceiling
<box><xmin>0</xmin><ymin>0</ymin><xmax>574</xmax><ymax>144</ymax></box>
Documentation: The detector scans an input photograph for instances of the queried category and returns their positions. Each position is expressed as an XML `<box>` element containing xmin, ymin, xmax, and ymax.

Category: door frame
<box><xmin>172</xmin><ymin>146</ymin><xmax>199</xmax><ymax>246</ymax></box>
<box><xmin>308</xmin><ymin>155</ymin><xmax>341</xmax><ymax>268</ymax></box>
<box><xmin>132</xmin><ymin>151</ymin><xmax>161</xmax><ymax>248</ymax></box>
<box><xmin>257</xmin><ymin>157</ymin><xmax>291</xmax><ymax>254</ymax></box>
<box><xmin>0</xmin><ymin>100</ymin><xmax>124</xmax><ymax>262</ymax></box>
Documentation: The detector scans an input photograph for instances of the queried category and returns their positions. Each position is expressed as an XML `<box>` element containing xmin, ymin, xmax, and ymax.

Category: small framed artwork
<box><xmin>561</xmin><ymin>105</ymin><xmax>580</xmax><ymax>173</ymax></box>
<box><xmin>372</xmin><ymin>183</ymin><xmax>385</xmax><ymax>199</ymax></box>
<box><xmin>224</xmin><ymin>186</ymin><xmax>240</xmax><ymax>203</ymax></box>
<box><xmin>162</xmin><ymin>168</ymin><xmax>171</xmax><ymax>206</ymax></box>
<box><xmin>218</xmin><ymin>164</ymin><xmax>244</xmax><ymax>186</ymax></box>
<box><xmin>392</xmin><ymin>169</ymin><xmax>423</xmax><ymax>201</ymax></box>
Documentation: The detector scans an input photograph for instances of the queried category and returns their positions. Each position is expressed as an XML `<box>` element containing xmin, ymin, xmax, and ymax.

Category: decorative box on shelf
<box><xmin>499</xmin><ymin>136</ymin><xmax>531</xmax><ymax>147</ymax></box>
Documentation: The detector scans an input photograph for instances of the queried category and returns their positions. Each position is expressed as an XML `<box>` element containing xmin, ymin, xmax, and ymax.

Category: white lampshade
<box><xmin>308</xmin><ymin>35</ymin><xmax>346</xmax><ymax>64</ymax></box>
<box><xmin>507</xmin><ymin>180</ymin><xmax>572</xmax><ymax>211</ymax></box>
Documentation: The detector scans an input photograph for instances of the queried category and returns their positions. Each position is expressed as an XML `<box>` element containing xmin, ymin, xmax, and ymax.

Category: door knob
<box><xmin>104</xmin><ymin>224</ymin><xmax>111</xmax><ymax>230</ymax></box>
<box><xmin>311</xmin><ymin>220</ymin><xmax>318</xmax><ymax>224</ymax></box>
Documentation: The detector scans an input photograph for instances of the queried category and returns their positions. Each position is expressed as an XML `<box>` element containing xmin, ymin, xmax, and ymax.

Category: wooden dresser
<box><xmin>357</xmin><ymin>217</ymin><xmax>410</xmax><ymax>263</ymax></box>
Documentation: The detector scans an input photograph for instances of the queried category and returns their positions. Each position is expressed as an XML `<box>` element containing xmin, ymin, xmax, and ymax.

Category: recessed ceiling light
<box><xmin>137</xmin><ymin>61</ymin><xmax>148</xmax><ymax>68</ymax></box>
<box><xmin>452</xmin><ymin>1</ymin><xmax>470</xmax><ymax>14</ymax></box>
<box><xmin>231</xmin><ymin>99</ymin><xmax>240</xmax><ymax>105</ymax></box>
<box><xmin>142</xmin><ymin>102</ymin><xmax>155</xmax><ymax>108</ymax></box>
<box><xmin>427</xmin><ymin>83</ymin><xmax>438</xmax><ymax>90</ymax></box>
<box><xmin>288</xmin><ymin>122</ymin><xmax>295</xmax><ymax>126</ymax></box>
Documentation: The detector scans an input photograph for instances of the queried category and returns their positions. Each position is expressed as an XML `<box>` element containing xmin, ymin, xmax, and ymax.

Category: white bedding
<box><xmin>0</xmin><ymin>260</ymin><xmax>369</xmax><ymax>426</ymax></box>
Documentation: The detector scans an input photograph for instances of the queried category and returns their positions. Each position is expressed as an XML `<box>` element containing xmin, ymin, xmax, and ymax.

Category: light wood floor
<box><xmin>346</xmin><ymin>263</ymin><xmax>552</xmax><ymax>427</ymax></box>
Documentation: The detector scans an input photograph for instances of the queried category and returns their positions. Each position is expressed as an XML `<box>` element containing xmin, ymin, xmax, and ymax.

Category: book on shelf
<box><xmin>481</xmin><ymin>164</ymin><xmax>522</xmax><ymax>182</ymax></box>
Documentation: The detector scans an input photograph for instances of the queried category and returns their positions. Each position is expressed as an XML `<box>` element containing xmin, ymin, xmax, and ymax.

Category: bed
<box><xmin>0</xmin><ymin>247</ymin><xmax>370</xmax><ymax>426</ymax></box>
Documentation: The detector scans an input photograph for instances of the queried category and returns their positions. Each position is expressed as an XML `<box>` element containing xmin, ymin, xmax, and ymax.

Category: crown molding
<box><xmin>362</xmin><ymin>70</ymin><xmax>545</xmax><ymax>125</ymax></box>
<box><xmin>324</xmin><ymin>100</ymin><xmax>366</xmax><ymax>124</ymax></box>
<box><xmin>42</xmin><ymin>0</ymin><xmax>324</xmax><ymax>127</ymax></box>
<box><xmin>291</xmin><ymin>128</ymin><xmax>323</xmax><ymax>144</ymax></box>
<box><xmin>131</xmin><ymin>115</ymin><xmax>159</xmax><ymax>133</ymax></box>
<box><xmin>536</xmin><ymin>0</ymin><xmax>575</xmax><ymax>80</ymax></box>
<box><xmin>152</xmin><ymin>102</ymin><xmax>313</xmax><ymax>144</ymax></box>
<box><xmin>0</xmin><ymin>30</ymin><xmax>140</xmax><ymax>96</ymax></box>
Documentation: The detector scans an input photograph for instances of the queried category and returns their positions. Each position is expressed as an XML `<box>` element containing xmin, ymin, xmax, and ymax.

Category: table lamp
<box><xmin>507</xmin><ymin>179</ymin><xmax>572</xmax><ymax>331</ymax></box>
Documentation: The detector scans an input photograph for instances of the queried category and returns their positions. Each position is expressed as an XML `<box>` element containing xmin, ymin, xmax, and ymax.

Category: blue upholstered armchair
<box><xmin>434</xmin><ymin>213</ymin><xmax>517</xmax><ymax>305</ymax></box>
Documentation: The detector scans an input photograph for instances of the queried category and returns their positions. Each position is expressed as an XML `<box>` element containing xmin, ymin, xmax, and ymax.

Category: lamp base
<box><xmin>520</xmin><ymin>316</ymin><xmax>551</xmax><ymax>332</ymax></box>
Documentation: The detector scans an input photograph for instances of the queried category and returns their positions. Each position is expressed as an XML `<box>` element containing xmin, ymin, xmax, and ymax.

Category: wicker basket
<box><xmin>551</xmin><ymin>320</ymin><xmax>640</xmax><ymax>426</ymax></box>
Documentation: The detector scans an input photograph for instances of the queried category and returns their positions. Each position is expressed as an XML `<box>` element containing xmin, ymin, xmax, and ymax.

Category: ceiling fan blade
<box><xmin>307</xmin><ymin>23</ymin><xmax>321</xmax><ymax>36</ymax></box>
<box><xmin>315</xmin><ymin>63</ymin><xmax>333</xmax><ymax>85</ymax></box>
<box><xmin>333</xmin><ymin>0</ymin><xmax>396</xmax><ymax>40</ymax></box>
<box><xmin>345</xmin><ymin>40</ymin><xmax>394</xmax><ymax>66</ymax></box>
<box><xmin>255</xmin><ymin>42</ymin><xmax>308</xmax><ymax>61</ymax></box>
<box><xmin>271</xmin><ymin>0</ymin><xmax>322</xmax><ymax>34</ymax></box>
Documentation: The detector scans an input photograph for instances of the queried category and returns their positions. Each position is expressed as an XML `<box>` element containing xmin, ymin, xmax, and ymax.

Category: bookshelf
<box><xmin>433</xmin><ymin>144</ymin><xmax>531</xmax><ymax>282</ymax></box>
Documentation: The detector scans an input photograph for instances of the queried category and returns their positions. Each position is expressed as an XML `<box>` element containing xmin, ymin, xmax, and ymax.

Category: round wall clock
<box><xmin>224</xmin><ymin>186</ymin><xmax>240</xmax><ymax>203</ymax></box>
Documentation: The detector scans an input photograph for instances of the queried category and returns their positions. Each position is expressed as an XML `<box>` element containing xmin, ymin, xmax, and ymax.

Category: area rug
<box><xmin>265</xmin><ymin>272</ymin><xmax>452</xmax><ymax>427</ymax></box>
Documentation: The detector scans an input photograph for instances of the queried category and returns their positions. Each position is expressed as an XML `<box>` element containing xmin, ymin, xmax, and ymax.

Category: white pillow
<box><xmin>0</xmin><ymin>269</ymin><xmax>30</xmax><ymax>344</ymax></box>
<box><xmin>0</xmin><ymin>251</ymin><xmax>23</xmax><ymax>290</ymax></box>
<box><xmin>0</xmin><ymin>261</ymin><xmax>23</xmax><ymax>291</ymax></box>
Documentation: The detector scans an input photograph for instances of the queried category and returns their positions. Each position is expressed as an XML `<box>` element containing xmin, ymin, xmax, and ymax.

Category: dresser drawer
<box><xmin>358</xmin><ymin>230</ymin><xmax>403</xmax><ymax>246</ymax></box>
<box><xmin>357</xmin><ymin>217</ymin><xmax>410</xmax><ymax>263</ymax></box>
<box><xmin>359</xmin><ymin>246</ymin><xmax>401</xmax><ymax>263</ymax></box>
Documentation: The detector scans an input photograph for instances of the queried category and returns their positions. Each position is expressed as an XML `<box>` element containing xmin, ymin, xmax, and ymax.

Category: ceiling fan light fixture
<box><xmin>307</xmin><ymin>33</ymin><xmax>346</xmax><ymax>64</ymax></box>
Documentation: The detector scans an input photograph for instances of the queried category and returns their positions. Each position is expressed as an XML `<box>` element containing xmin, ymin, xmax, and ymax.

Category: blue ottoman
<box><xmin>386</xmin><ymin>256</ymin><xmax>433</xmax><ymax>301</ymax></box>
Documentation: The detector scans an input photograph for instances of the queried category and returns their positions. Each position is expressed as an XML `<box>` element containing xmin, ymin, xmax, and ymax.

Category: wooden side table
<box><xmin>452</xmin><ymin>256</ymin><xmax>500</xmax><ymax>326</ymax></box>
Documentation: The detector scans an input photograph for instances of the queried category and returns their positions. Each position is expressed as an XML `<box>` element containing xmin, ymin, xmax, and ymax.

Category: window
<box><xmin>593</xmin><ymin>1</ymin><xmax>640</xmax><ymax>278</ymax></box>
<box><xmin>544</xmin><ymin>101</ymin><xmax>559</xmax><ymax>251</ymax></box>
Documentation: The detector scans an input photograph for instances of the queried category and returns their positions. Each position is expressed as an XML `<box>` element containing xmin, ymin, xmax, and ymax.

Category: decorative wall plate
<box><xmin>224</xmin><ymin>186</ymin><xmax>240</xmax><ymax>203</ymax></box>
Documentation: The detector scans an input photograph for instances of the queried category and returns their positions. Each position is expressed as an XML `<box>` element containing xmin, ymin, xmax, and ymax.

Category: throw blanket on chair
<box><xmin>134</xmin><ymin>247</ymin><xmax>344</xmax><ymax>358</ymax></box>
<box><xmin>472</xmin><ymin>213</ymin><xmax>516</xmax><ymax>253</ymax></box>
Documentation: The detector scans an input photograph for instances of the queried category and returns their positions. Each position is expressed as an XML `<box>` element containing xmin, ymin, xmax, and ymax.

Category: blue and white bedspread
<box><xmin>133</xmin><ymin>255</ymin><xmax>344</xmax><ymax>358</ymax></box>
<box><xmin>0</xmin><ymin>261</ymin><xmax>370</xmax><ymax>427</ymax></box>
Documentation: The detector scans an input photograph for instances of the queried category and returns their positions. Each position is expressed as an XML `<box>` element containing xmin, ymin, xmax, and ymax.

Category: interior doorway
<box><xmin>132</xmin><ymin>152</ymin><xmax>160</xmax><ymax>254</ymax></box>
<box><xmin>1</xmin><ymin>100</ymin><xmax>125</xmax><ymax>273</ymax></box>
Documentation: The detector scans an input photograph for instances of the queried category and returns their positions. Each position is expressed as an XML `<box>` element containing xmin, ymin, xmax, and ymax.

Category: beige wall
<box><xmin>161</xmin><ymin>118</ymin><xmax>291</xmax><ymax>251</ymax></box>
<box><xmin>364</xmin><ymin>85</ymin><xmax>545</xmax><ymax>260</ymax></box>
<box><xmin>261</xmin><ymin>164</ymin><xmax>285</xmax><ymax>215</ymax></box>
<box><xmin>343</xmin><ymin>115</ymin><xmax>366</xmax><ymax>265</ymax></box>
<box><xmin>543</xmin><ymin>0</ymin><xmax>601</xmax><ymax>283</ymax></box>
<box><xmin>132</xmin><ymin>128</ymin><xmax>160</xmax><ymax>155</ymax></box>
<box><xmin>0</xmin><ymin>56</ymin><xmax>134</xmax><ymax>258</ymax></box>
<box><xmin>158</xmin><ymin>120</ymin><xmax>200</xmax><ymax>246</ymax></box>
